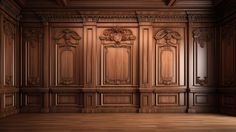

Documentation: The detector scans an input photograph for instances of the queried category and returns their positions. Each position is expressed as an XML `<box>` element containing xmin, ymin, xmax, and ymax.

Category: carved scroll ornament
<box><xmin>54</xmin><ymin>29</ymin><xmax>81</xmax><ymax>47</ymax></box>
<box><xmin>154</xmin><ymin>29</ymin><xmax>181</xmax><ymax>45</ymax></box>
<box><xmin>193</xmin><ymin>29</ymin><xmax>210</xmax><ymax>48</ymax></box>
<box><xmin>24</xmin><ymin>29</ymin><xmax>43</xmax><ymax>48</ymax></box>
<box><xmin>154</xmin><ymin>29</ymin><xmax>181</xmax><ymax>85</ymax></box>
<box><xmin>99</xmin><ymin>27</ymin><xmax>136</xmax><ymax>46</ymax></box>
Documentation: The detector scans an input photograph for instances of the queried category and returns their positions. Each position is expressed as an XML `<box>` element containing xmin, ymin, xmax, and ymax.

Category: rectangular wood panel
<box><xmin>23</xmin><ymin>28</ymin><xmax>43</xmax><ymax>86</ymax></box>
<box><xmin>192</xmin><ymin>27</ymin><xmax>215</xmax><ymax>87</ymax></box>
<box><xmin>25</xmin><ymin>94</ymin><xmax>42</xmax><ymax>106</ymax></box>
<box><xmin>154</xmin><ymin>28</ymin><xmax>185</xmax><ymax>87</ymax></box>
<box><xmin>103</xmin><ymin>46</ymin><xmax>132</xmax><ymax>85</ymax></box>
<box><xmin>99</xmin><ymin>27</ymin><xmax>138</xmax><ymax>86</ymax></box>
<box><xmin>3</xmin><ymin>19</ymin><xmax>15</xmax><ymax>86</ymax></box>
<box><xmin>5</xmin><ymin>94</ymin><xmax>14</xmax><ymax>107</ymax></box>
<box><xmin>221</xmin><ymin>25</ymin><xmax>236</xmax><ymax>86</ymax></box>
<box><xmin>50</xmin><ymin>27</ymin><xmax>83</xmax><ymax>86</ymax></box>
<box><xmin>195</xmin><ymin>95</ymin><xmax>208</xmax><ymax>105</ymax></box>
<box><xmin>56</xmin><ymin>94</ymin><xmax>82</xmax><ymax>106</ymax></box>
<box><xmin>156</xmin><ymin>94</ymin><xmax>178</xmax><ymax>105</ymax></box>
<box><xmin>101</xmin><ymin>94</ymin><xmax>133</xmax><ymax>105</ymax></box>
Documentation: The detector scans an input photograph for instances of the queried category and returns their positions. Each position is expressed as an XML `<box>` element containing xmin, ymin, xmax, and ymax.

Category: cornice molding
<box><xmin>19</xmin><ymin>10</ymin><xmax>216</xmax><ymax>23</ymax></box>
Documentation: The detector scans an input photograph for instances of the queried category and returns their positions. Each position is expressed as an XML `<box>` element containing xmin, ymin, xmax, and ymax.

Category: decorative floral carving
<box><xmin>5</xmin><ymin>76</ymin><xmax>12</xmax><ymax>85</ymax></box>
<box><xmin>24</xmin><ymin>29</ymin><xmax>43</xmax><ymax>48</ymax></box>
<box><xmin>60</xmin><ymin>78</ymin><xmax>73</xmax><ymax>85</ymax></box>
<box><xmin>154</xmin><ymin>29</ymin><xmax>181</xmax><ymax>45</ymax></box>
<box><xmin>99</xmin><ymin>27</ymin><xmax>136</xmax><ymax>45</ymax></box>
<box><xmin>224</xmin><ymin>80</ymin><xmax>233</xmax><ymax>86</ymax></box>
<box><xmin>196</xmin><ymin>77</ymin><xmax>208</xmax><ymax>86</ymax></box>
<box><xmin>3</xmin><ymin>20</ymin><xmax>15</xmax><ymax>39</ymax></box>
<box><xmin>54</xmin><ymin>29</ymin><xmax>81</xmax><ymax>47</ymax></box>
<box><xmin>154</xmin><ymin>29</ymin><xmax>181</xmax><ymax>85</ymax></box>
<box><xmin>28</xmin><ymin>77</ymin><xmax>40</xmax><ymax>85</ymax></box>
<box><xmin>193</xmin><ymin>29</ymin><xmax>211</xmax><ymax>48</ymax></box>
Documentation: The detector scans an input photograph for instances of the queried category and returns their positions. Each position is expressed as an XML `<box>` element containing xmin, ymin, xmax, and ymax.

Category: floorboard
<box><xmin>0</xmin><ymin>113</ymin><xmax>236</xmax><ymax>132</ymax></box>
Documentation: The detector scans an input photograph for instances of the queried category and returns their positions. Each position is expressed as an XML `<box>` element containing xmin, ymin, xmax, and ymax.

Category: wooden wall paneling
<box><xmin>0</xmin><ymin>92</ymin><xmax>4</xmax><ymax>116</ymax></box>
<box><xmin>0</xmin><ymin>11</ymin><xmax>3</xmax><ymax>86</ymax></box>
<box><xmin>153</xmin><ymin>26</ymin><xmax>185</xmax><ymax>87</ymax></box>
<box><xmin>188</xmin><ymin>22</ymin><xmax>217</xmax><ymax>113</ymax></box>
<box><xmin>83</xmin><ymin>21</ymin><xmax>96</xmax><ymax>88</ymax></box>
<box><xmin>83</xmin><ymin>92</ymin><xmax>96</xmax><ymax>112</ymax></box>
<box><xmin>21</xmin><ymin>91</ymin><xmax>43</xmax><ymax>112</ymax></box>
<box><xmin>43</xmin><ymin>22</ymin><xmax>49</xmax><ymax>112</ymax></box>
<box><xmin>49</xmin><ymin>23</ymin><xmax>84</xmax><ymax>112</ymax></box>
<box><xmin>219</xmin><ymin>20</ymin><xmax>236</xmax><ymax>115</ymax></box>
<box><xmin>219</xmin><ymin>92</ymin><xmax>236</xmax><ymax>115</ymax></box>
<box><xmin>139</xmin><ymin>22</ymin><xmax>152</xmax><ymax>88</ymax></box>
<box><xmin>0</xmin><ymin>11</ymin><xmax>19</xmax><ymax>117</ymax></box>
<box><xmin>220</xmin><ymin>24</ymin><xmax>236</xmax><ymax>87</ymax></box>
<box><xmin>138</xmin><ymin>21</ymin><xmax>153</xmax><ymax>112</ymax></box>
<box><xmin>50</xmin><ymin>88</ymin><xmax>83</xmax><ymax>112</ymax></box>
<box><xmin>15</xmin><ymin>10</ymin><xmax>226</xmax><ymax>114</ymax></box>
<box><xmin>50</xmin><ymin>23</ymin><xmax>83</xmax><ymax>87</ymax></box>
<box><xmin>152</xmin><ymin>23</ymin><xmax>187</xmax><ymax>112</ymax></box>
<box><xmin>22</xmin><ymin>27</ymin><xmax>43</xmax><ymax>87</ymax></box>
<box><xmin>20</xmin><ymin>23</ymin><xmax>48</xmax><ymax>113</ymax></box>
<box><xmin>98</xmin><ymin>25</ymin><xmax>138</xmax><ymax>87</ymax></box>
<box><xmin>96</xmin><ymin>91</ymin><xmax>139</xmax><ymax>112</ymax></box>
<box><xmin>96</xmin><ymin>24</ymin><xmax>139</xmax><ymax>112</ymax></box>
<box><xmin>83</xmin><ymin>21</ymin><xmax>97</xmax><ymax>111</ymax></box>
<box><xmin>3</xmin><ymin>18</ymin><xmax>15</xmax><ymax>87</ymax></box>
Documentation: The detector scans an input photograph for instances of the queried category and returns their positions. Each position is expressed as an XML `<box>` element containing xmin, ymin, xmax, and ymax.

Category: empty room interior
<box><xmin>0</xmin><ymin>0</ymin><xmax>236</xmax><ymax>131</ymax></box>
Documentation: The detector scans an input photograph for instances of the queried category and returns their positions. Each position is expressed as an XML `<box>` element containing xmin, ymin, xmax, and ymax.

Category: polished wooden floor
<box><xmin>0</xmin><ymin>113</ymin><xmax>236</xmax><ymax>132</ymax></box>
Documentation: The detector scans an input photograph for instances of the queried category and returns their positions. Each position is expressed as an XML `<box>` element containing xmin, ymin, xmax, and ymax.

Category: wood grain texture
<box><xmin>1</xmin><ymin>113</ymin><xmax>236</xmax><ymax>132</ymax></box>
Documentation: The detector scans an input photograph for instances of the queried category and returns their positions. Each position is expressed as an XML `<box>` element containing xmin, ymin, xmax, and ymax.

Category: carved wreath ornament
<box><xmin>99</xmin><ymin>27</ymin><xmax>136</xmax><ymax>45</ymax></box>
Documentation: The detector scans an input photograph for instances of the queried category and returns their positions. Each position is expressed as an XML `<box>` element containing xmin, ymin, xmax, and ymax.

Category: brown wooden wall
<box><xmin>17</xmin><ymin>10</ymin><xmax>219</xmax><ymax>113</ymax></box>
<box><xmin>218</xmin><ymin>17</ymin><xmax>236</xmax><ymax>115</ymax></box>
<box><xmin>0</xmin><ymin>8</ymin><xmax>20</xmax><ymax>117</ymax></box>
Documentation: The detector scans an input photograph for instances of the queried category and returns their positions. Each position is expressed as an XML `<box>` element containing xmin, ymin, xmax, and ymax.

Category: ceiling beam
<box><xmin>14</xmin><ymin>0</ymin><xmax>27</xmax><ymax>7</ymax></box>
<box><xmin>56</xmin><ymin>0</ymin><xmax>68</xmax><ymax>7</ymax></box>
<box><xmin>166</xmin><ymin>0</ymin><xmax>177</xmax><ymax>7</ymax></box>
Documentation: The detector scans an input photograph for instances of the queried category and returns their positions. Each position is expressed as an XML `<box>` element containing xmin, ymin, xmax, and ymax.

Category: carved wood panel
<box><xmin>154</xmin><ymin>28</ymin><xmax>185</xmax><ymax>86</ymax></box>
<box><xmin>23</xmin><ymin>28</ymin><xmax>43</xmax><ymax>86</ymax></box>
<box><xmin>3</xmin><ymin>19</ymin><xmax>15</xmax><ymax>86</ymax></box>
<box><xmin>192</xmin><ymin>28</ymin><xmax>215</xmax><ymax>86</ymax></box>
<box><xmin>5</xmin><ymin>94</ymin><xmax>14</xmax><ymax>108</ymax></box>
<box><xmin>50</xmin><ymin>27</ymin><xmax>83</xmax><ymax>86</ymax></box>
<box><xmin>98</xmin><ymin>27</ymin><xmax>138</xmax><ymax>86</ymax></box>
<box><xmin>220</xmin><ymin>25</ymin><xmax>236</xmax><ymax>86</ymax></box>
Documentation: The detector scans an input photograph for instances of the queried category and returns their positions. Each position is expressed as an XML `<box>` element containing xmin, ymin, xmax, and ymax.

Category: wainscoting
<box><xmin>18</xmin><ymin>12</ymin><xmax>218</xmax><ymax>113</ymax></box>
<box><xmin>0</xmin><ymin>0</ymin><xmax>236</xmax><ymax>117</ymax></box>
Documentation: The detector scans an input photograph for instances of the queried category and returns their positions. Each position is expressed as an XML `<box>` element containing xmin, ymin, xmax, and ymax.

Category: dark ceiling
<box><xmin>14</xmin><ymin>0</ymin><xmax>222</xmax><ymax>9</ymax></box>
